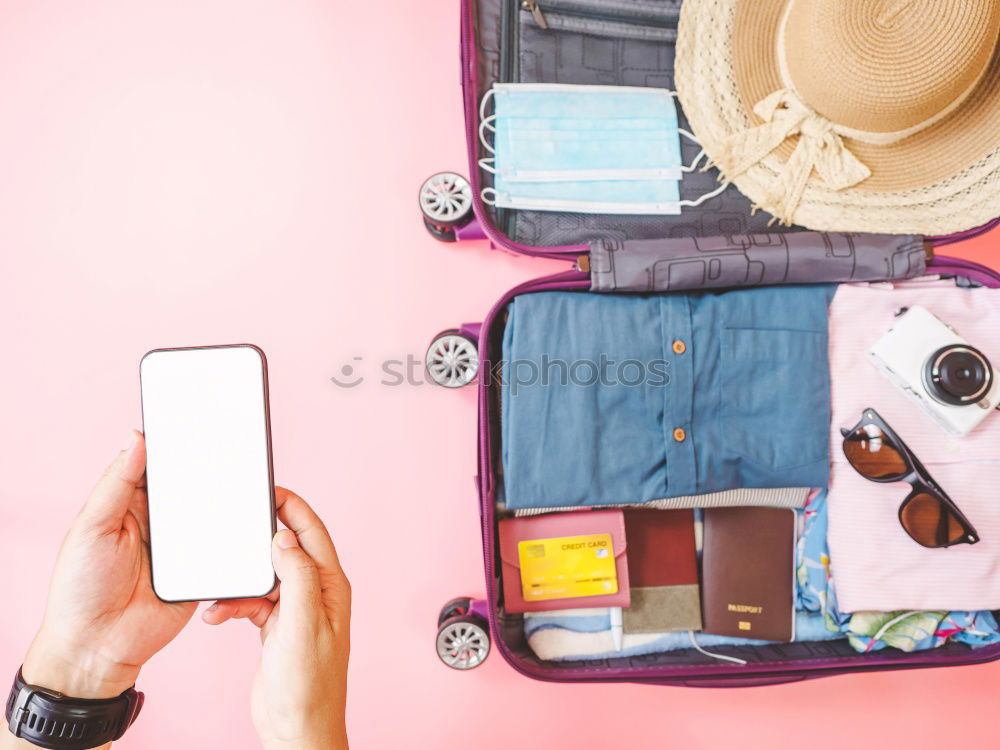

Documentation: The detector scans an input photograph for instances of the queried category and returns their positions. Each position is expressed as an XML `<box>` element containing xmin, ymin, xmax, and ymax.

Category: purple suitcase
<box><xmin>426</xmin><ymin>0</ymin><xmax>1000</xmax><ymax>686</ymax></box>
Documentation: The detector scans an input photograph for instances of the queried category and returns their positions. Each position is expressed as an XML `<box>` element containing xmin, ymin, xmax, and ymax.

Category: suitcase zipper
<box><xmin>521</xmin><ymin>0</ymin><xmax>680</xmax><ymax>30</ymax></box>
<box><xmin>928</xmin><ymin>217</ymin><xmax>1000</xmax><ymax>247</ymax></box>
<box><xmin>496</xmin><ymin>0</ymin><xmax>522</xmax><ymax>239</ymax></box>
<box><xmin>500</xmin><ymin>0</ymin><xmax>518</xmax><ymax>84</ymax></box>
<box><xmin>522</xmin><ymin>0</ymin><xmax>549</xmax><ymax>28</ymax></box>
<box><xmin>928</xmin><ymin>254</ymin><xmax>1000</xmax><ymax>287</ymax></box>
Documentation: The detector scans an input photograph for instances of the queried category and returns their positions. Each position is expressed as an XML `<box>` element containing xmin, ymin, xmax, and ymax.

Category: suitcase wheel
<box><xmin>423</xmin><ymin>216</ymin><xmax>458</xmax><ymax>242</ymax></box>
<box><xmin>437</xmin><ymin>596</ymin><xmax>474</xmax><ymax>627</ymax></box>
<box><xmin>436</xmin><ymin>614</ymin><xmax>491</xmax><ymax>670</ymax></box>
<box><xmin>419</xmin><ymin>171</ymin><xmax>474</xmax><ymax>242</ymax></box>
<box><xmin>425</xmin><ymin>329</ymin><xmax>479</xmax><ymax>388</ymax></box>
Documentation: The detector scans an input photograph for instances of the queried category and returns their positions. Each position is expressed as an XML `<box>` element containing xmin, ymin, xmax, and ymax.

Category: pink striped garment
<box><xmin>827</xmin><ymin>280</ymin><xmax>1000</xmax><ymax>613</ymax></box>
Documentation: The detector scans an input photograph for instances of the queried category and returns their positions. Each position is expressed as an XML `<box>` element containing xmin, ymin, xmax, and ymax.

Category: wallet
<box><xmin>498</xmin><ymin>510</ymin><xmax>630</xmax><ymax>614</ymax></box>
<box><xmin>622</xmin><ymin>509</ymin><xmax>701</xmax><ymax>633</ymax></box>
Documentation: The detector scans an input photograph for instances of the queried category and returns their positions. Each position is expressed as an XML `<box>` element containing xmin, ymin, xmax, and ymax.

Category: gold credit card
<box><xmin>517</xmin><ymin>533</ymin><xmax>618</xmax><ymax>602</ymax></box>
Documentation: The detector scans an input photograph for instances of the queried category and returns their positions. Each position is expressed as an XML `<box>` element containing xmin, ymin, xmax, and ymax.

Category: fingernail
<box><xmin>205</xmin><ymin>603</ymin><xmax>219</xmax><ymax>612</ymax></box>
<box><xmin>123</xmin><ymin>430</ymin><xmax>138</xmax><ymax>454</ymax></box>
<box><xmin>275</xmin><ymin>530</ymin><xmax>299</xmax><ymax>549</ymax></box>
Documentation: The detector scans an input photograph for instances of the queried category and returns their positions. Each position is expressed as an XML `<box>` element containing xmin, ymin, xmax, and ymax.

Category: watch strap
<box><xmin>6</xmin><ymin>668</ymin><xmax>143</xmax><ymax>749</ymax></box>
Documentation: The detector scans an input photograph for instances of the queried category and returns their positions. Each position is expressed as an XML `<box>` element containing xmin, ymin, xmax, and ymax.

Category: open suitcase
<box><xmin>423</xmin><ymin>0</ymin><xmax>1000</xmax><ymax>686</ymax></box>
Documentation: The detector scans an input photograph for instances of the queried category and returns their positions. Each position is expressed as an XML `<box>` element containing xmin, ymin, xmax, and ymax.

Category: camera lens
<box><xmin>923</xmin><ymin>345</ymin><xmax>993</xmax><ymax>406</ymax></box>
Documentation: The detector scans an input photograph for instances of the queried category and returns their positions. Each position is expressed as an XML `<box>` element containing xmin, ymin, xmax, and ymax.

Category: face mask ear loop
<box><xmin>479</xmin><ymin>88</ymin><xmax>496</xmax><ymax>123</ymax></box>
<box><xmin>678</xmin><ymin>128</ymin><xmax>706</xmax><ymax>173</ymax></box>
<box><xmin>666</xmin><ymin>94</ymin><xmax>708</xmax><ymax>174</ymax></box>
<box><xmin>686</xmin><ymin>631</ymin><xmax>748</xmax><ymax>665</ymax></box>
<box><xmin>478</xmin><ymin>157</ymin><xmax>497</xmax><ymax>175</ymax></box>
<box><xmin>479</xmin><ymin>114</ymin><xmax>498</xmax><ymax>155</ymax></box>
<box><xmin>682</xmin><ymin>149</ymin><xmax>707</xmax><ymax>173</ymax></box>
<box><xmin>679</xmin><ymin>179</ymin><xmax>730</xmax><ymax>208</ymax></box>
<box><xmin>481</xmin><ymin>187</ymin><xmax>498</xmax><ymax>207</ymax></box>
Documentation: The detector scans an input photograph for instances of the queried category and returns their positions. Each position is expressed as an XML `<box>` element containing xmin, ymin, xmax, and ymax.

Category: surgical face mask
<box><xmin>489</xmin><ymin>174</ymin><xmax>685</xmax><ymax>215</ymax></box>
<box><xmin>491</xmin><ymin>84</ymin><xmax>683</xmax><ymax>182</ymax></box>
<box><xmin>479</xmin><ymin>83</ymin><xmax>726</xmax><ymax>215</ymax></box>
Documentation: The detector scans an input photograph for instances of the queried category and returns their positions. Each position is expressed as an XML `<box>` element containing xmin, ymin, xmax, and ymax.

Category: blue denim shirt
<box><xmin>500</xmin><ymin>286</ymin><xmax>834</xmax><ymax>509</ymax></box>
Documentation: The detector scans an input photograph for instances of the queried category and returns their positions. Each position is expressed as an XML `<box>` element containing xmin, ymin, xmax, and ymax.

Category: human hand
<box><xmin>202</xmin><ymin>488</ymin><xmax>350</xmax><ymax>750</ymax></box>
<box><xmin>4</xmin><ymin>432</ymin><xmax>197</xmax><ymax>748</ymax></box>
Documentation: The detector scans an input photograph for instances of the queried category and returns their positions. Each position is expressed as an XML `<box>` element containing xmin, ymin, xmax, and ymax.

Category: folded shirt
<box><xmin>524</xmin><ymin>609</ymin><xmax>838</xmax><ymax>662</ymax></box>
<box><xmin>500</xmin><ymin>287</ymin><xmax>834</xmax><ymax>510</ymax></box>
<box><xmin>826</xmin><ymin>282</ymin><xmax>1000</xmax><ymax>612</ymax></box>
<box><xmin>511</xmin><ymin>487</ymin><xmax>811</xmax><ymax>516</ymax></box>
<box><xmin>799</xmin><ymin>490</ymin><xmax>1000</xmax><ymax>653</ymax></box>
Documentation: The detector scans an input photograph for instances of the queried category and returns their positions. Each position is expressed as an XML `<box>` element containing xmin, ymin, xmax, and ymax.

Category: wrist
<box><xmin>5</xmin><ymin>666</ymin><xmax>139</xmax><ymax>750</ymax></box>
<box><xmin>263</xmin><ymin>735</ymin><xmax>348</xmax><ymax>750</ymax></box>
<box><xmin>22</xmin><ymin>637</ymin><xmax>139</xmax><ymax>700</ymax></box>
<box><xmin>261</xmin><ymin>722</ymin><xmax>348</xmax><ymax>750</ymax></box>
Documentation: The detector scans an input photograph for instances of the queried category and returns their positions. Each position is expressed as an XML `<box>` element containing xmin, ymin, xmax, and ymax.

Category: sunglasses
<box><xmin>840</xmin><ymin>408</ymin><xmax>979</xmax><ymax>548</ymax></box>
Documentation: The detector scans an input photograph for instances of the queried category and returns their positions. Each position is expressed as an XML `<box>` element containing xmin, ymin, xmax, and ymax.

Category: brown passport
<box><xmin>701</xmin><ymin>507</ymin><xmax>796</xmax><ymax>642</ymax></box>
<box><xmin>622</xmin><ymin>509</ymin><xmax>701</xmax><ymax>633</ymax></box>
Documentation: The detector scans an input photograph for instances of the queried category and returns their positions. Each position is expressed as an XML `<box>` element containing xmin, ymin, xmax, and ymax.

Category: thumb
<box><xmin>79</xmin><ymin>430</ymin><xmax>146</xmax><ymax>533</ymax></box>
<box><xmin>271</xmin><ymin>529</ymin><xmax>322</xmax><ymax>626</ymax></box>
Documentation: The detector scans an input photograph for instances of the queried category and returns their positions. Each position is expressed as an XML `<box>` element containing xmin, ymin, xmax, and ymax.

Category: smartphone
<box><xmin>140</xmin><ymin>344</ymin><xmax>277</xmax><ymax>602</ymax></box>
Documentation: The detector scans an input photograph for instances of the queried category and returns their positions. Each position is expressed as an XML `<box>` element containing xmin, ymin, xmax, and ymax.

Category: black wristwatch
<box><xmin>5</xmin><ymin>668</ymin><xmax>143</xmax><ymax>749</ymax></box>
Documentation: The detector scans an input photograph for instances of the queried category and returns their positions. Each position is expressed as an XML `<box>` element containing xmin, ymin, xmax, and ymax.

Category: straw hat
<box><xmin>675</xmin><ymin>0</ymin><xmax>1000</xmax><ymax>234</ymax></box>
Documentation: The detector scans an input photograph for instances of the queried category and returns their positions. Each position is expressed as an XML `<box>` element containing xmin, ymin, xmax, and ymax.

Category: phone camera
<box><xmin>923</xmin><ymin>345</ymin><xmax>994</xmax><ymax>406</ymax></box>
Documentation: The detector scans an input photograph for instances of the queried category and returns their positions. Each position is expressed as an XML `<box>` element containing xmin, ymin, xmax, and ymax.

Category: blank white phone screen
<box><xmin>141</xmin><ymin>345</ymin><xmax>275</xmax><ymax>602</ymax></box>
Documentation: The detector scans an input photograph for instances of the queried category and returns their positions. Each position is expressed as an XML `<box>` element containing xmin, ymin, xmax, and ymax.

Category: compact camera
<box><xmin>868</xmin><ymin>305</ymin><xmax>999</xmax><ymax>437</ymax></box>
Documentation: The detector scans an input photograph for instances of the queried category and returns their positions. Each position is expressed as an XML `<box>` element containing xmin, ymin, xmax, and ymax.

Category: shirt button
<box><xmin>672</xmin><ymin>340</ymin><xmax>686</xmax><ymax>354</ymax></box>
<box><xmin>673</xmin><ymin>427</ymin><xmax>686</xmax><ymax>442</ymax></box>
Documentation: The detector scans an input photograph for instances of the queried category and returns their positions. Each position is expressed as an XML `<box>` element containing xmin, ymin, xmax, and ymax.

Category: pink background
<box><xmin>1</xmin><ymin>1</ymin><xmax>999</xmax><ymax>747</ymax></box>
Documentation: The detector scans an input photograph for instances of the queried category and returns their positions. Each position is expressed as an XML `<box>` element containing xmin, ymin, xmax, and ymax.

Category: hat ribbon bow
<box><xmin>715</xmin><ymin>88</ymin><xmax>872</xmax><ymax>225</ymax></box>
